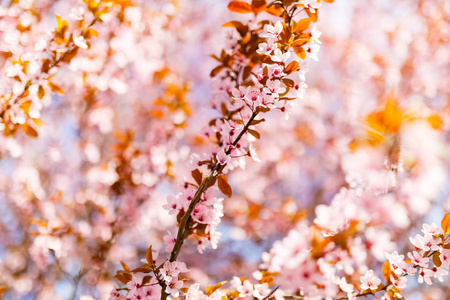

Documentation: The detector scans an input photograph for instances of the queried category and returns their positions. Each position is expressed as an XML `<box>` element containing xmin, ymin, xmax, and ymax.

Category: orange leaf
<box><xmin>21</xmin><ymin>123</ymin><xmax>38</xmax><ymax>138</ymax></box>
<box><xmin>20</xmin><ymin>101</ymin><xmax>32</xmax><ymax>115</ymax></box>
<box><xmin>428</xmin><ymin>114</ymin><xmax>443</xmax><ymax>130</ymax></box>
<box><xmin>293</xmin><ymin>45</ymin><xmax>306</xmax><ymax>60</ymax></box>
<box><xmin>0</xmin><ymin>286</ymin><xmax>7</xmax><ymax>297</ymax></box>
<box><xmin>294</xmin><ymin>18</ymin><xmax>311</xmax><ymax>34</ymax></box>
<box><xmin>38</xmin><ymin>85</ymin><xmax>45</xmax><ymax>99</ymax></box>
<box><xmin>382</xmin><ymin>261</ymin><xmax>391</xmax><ymax>283</ymax></box>
<box><xmin>306</xmin><ymin>8</ymin><xmax>318</xmax><ymax>22</ymax></box>
<box><xmin>206</xmin><ymin>281</ymin><xmax>228</xmax><ymax>296</ymax></box>
<box><xmin>265</xmin><ymin>3</ymin><xmax>283</xmax><ymax>16</ymax></box>
<box><xmin>48</xmin><ymin>81</ymin><xmax>64</xmax><ymax>94</ymax></box>
<box><xmin>284</xmin><ymin>60</ymin><xmax>299</xmax><ymax>74</ymax></box>
<box><xmin>441</xmin><ymin>213</ymin><xmax>450</xmax><ymax>235</ymax></box>
<box><xmin>218</xmin><ymin>175</ymin><xmax>232</xmax><ymax>198</ymax></box>
<box><xmin>227</xmin><ymin>1</ymin><xmax>254</xmax><ymax>13</ymax></box>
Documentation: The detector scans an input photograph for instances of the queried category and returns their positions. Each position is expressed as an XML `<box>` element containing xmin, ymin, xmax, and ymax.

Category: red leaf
<box><xmin>191</xmin><ymin>169</ymin><xmax>203</xmax><ymax>186</ymax></box>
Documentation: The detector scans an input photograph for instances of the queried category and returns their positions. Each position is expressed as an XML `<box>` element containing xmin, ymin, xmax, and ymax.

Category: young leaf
<box><xmin>114</xmin><ymin>273</ymin><xmax>131</xmax><ymax>284</ymax></box>
<box><xmin>294</xmin><ymin>18</ymin><xmax>311</xmax><ymax>34</ymax></box>
<box><xmin>38</xmin><ymin>85</ymin><xmax>45</xmax><ymax>99</ymax></box>
<box><xmin>206</xmin><ymin>281</ymin><xmax>228</xmax><ymax>296</ymax></box>
<box><xmin>227</xmin><ymin>1</ymin><xmax>254</xmax><ymax>13</ymax></box>
<box><xmin>142</xmin><ymin>275</ymin><xmax>153</xmax><ymax>285</ymax></box>
<box><xmin>293</xmin><ymin>45</ymin><xmax>306</xmax><ymax>60</ymax></box>
<box><xmin>433</xmin><ymin>251</ymin><xmax>442</xmax><ymax>267</ymax></box>
<box><xmin>251</xmin><ymin>0</ymin><xmax>266</xmax><ymax>14</ymax></box>
<box><xmin>248</xmin><ymin>129</ymin><xmax>260</xmax><ymax>139</ymax></box>
<box><xmin>48</xmin><ymin>82</ymin><xmax>64</xmax><ymax>94</ymax></box>
<box><xmin>381</xmin><ymin>261</ymin><xmax>391</xmax><ymax>283</ymax></box>
<box><xmin>222</xmin><ymin>21</ymin><xmax>248</xmax><ymax>37</ymax></box>
<box><xmin>21</xmin><ymin>123</ymin><xmax>38</xmax><ymax>138</ymax></box>
<box><xmin>218</xmin><ymin>175</ymin><xmax>232</xmax><ymax>198</ymax></box>
<box><xmin>284</xmin><ymin>60</ymin><xmax>299</xmax><ymax>74</ymax></box>
<box><xmin>264</xmin><ymin>3</ymin><xmax>283</xmax><ymax>16</ymax></box>
<box><xmin>206</xmin><ymin>176</ymin><xmax>217</xmax><ymax>189</ymax></box>
<box><xmin>146</xmin><ymin>245</ymin><xmax>153</xmax><ymax>264</ymax></box>
<box><xmin>251</xmin><ymin>118</ymin><xmax>265</xmax><ymax>125</ymax></box>
<box><xmin>191</xmin><ymin>169</ymin><xmax>203</xmax><ymax>186</ymax></box>
<box><xmin>306</xmin><ymin>8</ymin><xmax>318</xmax><ymax>22</ymax></box>
<box><xmin>210</xmin><ymin>65</ymin><xmax>225</xmax><ymax>77</ymax></box>
<box><xmin>441</xmin><ymin>213</ymin><xmax>450</xmax><ymax>235</ymax></box>
<box><xmin>120</xmin><ymin>261</ymin><xmax>130</xmax><ymax>272</ymax></box>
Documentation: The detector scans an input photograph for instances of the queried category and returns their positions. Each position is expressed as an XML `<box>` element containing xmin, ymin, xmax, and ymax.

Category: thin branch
<box><xmin>262</xmin><ymin>285</ymin><xmax>279</xmax><ymax>300</ymax></box>
<box><xmin>160</xmin><ymin>111</ymin><xmax>259</xmax><ymax>300</ymax></box>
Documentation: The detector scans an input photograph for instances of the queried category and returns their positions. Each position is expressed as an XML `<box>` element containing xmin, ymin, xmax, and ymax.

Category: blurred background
<box><xmin>0</xmin><ymin>0</ymin><xmax>449</xmax><ymax>299</ymax></box>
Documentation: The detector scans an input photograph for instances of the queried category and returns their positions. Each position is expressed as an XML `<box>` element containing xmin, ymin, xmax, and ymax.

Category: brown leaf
<box><xmin>206</xmin><ymin>177</ymin><xmax>217</xmax><ymax>189</ymax></box>
<box><xmin>146</xmin><ymin>245</ymin><xmax>153</xmax><ymax>264</ymax></box>
<box><xmin>222</xmin><ymin>21</ymin><xmax>248</xmax><ymax>37</ymax></box>
<box><xmin>218</xmin><ymin>175</ymin><xmax>232</xmax><ymax>198</ymax></box>
<box><xmin>210</xmin><ymin>65</ymin><xmax>225</xmax><ymax>77</ymax></box>
<box><xmin>247</xmin><ymin>129</ymin><xmax>260</xmax><ymax>139</ymax></box>
<box><xmin>250</xmin><ymin>118</ymin><xmax>265</xmax><ymax>125</ymax></box>
<box><xmin>433</xmin><ymin>251</ymin><xmax>442</xmax><ymax>267</ymax></box>
<box><xmin>62</xmin><ymin>47</ymin><xmax>79</xmax><ymax>63</ymax></box>
<box><xmin>243</xmin><ymin>65</ymin><xmax>253</xmax><ymax>81</ymax></box>
<box><xmin>441</xmin><ymin>213</ymin><xmax>450</xmax><ymax>235</ymax></box>
<box><xmin>191</xmin><ymin>169</ymin><xmax>203</xmax><ymax>186</ymax></box>
<box><xmin>142</xmin><ymin>275</ymin><xmax>153</xmax><ymax>285</ymax></box>
<box><xmin>251</xmin><ymin>0</ymin><xmax>266</xmax><ymax>14</ymax></box>
<box><xmin>120</xmin><ymin>261</ymin><xmax>130</xmax><ymax>272</ymax></box>
<box><xmin>131</xmin><ymin>266</ymin><xmax>152</xmax><ymax>273</ymax></box>
<box><xmin>41</xmin><ymin>59</ymin><xmax>51</xmax><ymax>73</ymax></box>
<box><xmin>227</xmin><ymin>1</ymin><xmax>254</xmax><ymax>13</ymax></box>
<box><xmin>114</xmin><ymin>273</ymin><xmax>131</xmax><ymax>284</ymax></box>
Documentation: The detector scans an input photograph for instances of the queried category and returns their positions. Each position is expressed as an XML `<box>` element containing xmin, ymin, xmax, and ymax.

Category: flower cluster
<box><xmin>384</xmin><ymin>220</ymin><xmax>449</xmax><ymax>290</ymax></box>
<box><xmin>0</xmin><ymin>0</ymin><xmax>131</xmax><ymax>137</ymax></box>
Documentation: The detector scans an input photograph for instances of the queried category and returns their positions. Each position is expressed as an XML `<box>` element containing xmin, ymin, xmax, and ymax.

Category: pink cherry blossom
<box><xmin>261</xmin><ymin>21</ymin><xmax>283</xmax><ymax>39</ymax></box>
<box><xmin>360</xmin><ymin>270</ymin><xmax>381</xmax><ymax>291</ymax></box>
<box><xmin>237</xmin><ymin>280</ymin><xmax>254</xmax><ymax>297</ymax></box>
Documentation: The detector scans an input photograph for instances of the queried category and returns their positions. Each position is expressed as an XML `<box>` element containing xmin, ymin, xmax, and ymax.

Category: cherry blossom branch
<box><xmin>160</xmin><ymin>111</ymin><xmax>259</xmax><ymax>299</ymax></box>
<box><xmin>0</xmin><ymin>19</ymin><xmax>97</xmax><ymax>118</ymax></box>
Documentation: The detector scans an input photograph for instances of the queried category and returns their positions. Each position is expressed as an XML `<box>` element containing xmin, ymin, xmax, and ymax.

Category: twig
<box><xmin>160</xmin><ymin>111</ymin><xmax>259</xmax><ymax>299</ymax></box>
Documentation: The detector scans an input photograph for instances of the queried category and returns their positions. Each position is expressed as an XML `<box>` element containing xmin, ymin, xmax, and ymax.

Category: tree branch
<box><xmin>160</xmin><ymin>111</ymin><xmax>259</xmax><ymax>299</ymax></box>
